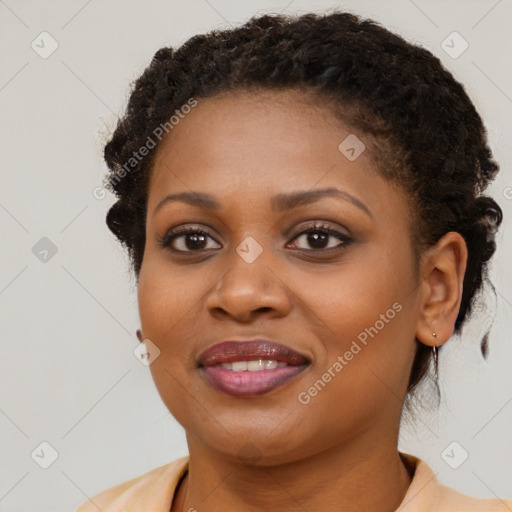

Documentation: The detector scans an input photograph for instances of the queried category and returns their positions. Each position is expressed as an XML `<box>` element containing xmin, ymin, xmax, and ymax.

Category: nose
<box><xmin>205</xmin><ymin>245</ymin><xmax>292</xmax><ymax>323</ymax></box>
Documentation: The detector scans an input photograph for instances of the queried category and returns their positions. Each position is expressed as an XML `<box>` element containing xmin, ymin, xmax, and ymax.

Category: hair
<box><xmin>102</xmin><ymin>11</ymin><xmax>502</xmax><ymax>405</ymax></box>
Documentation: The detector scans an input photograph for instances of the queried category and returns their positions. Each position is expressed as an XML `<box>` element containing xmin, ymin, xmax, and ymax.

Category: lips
<box><xmin>197</xmin><ymin>340</ymin><xmax>310</xmax><ymax>398</ymax></box>
<box><xmin>198</xmin><ymin>340</ymin><xmax>309</xmax><ymax>367</ymax></box>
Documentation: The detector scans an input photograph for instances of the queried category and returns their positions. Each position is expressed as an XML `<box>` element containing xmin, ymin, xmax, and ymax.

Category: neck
<box><xmin>172</xmin><ymin>429</ymin><xmax>413</xmax><ymax>512</ymax></box>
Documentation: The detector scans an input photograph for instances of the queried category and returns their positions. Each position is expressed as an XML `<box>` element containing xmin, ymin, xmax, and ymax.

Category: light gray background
<box><xmin>1</xmin><ymin>1</ymin><xmax>511</xmax><ymax>511</ymax></box>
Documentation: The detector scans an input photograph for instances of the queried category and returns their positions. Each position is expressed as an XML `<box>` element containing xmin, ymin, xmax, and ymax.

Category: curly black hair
<box><xmin>102</xmin><ymin>11</ymin><xmax>502</xmax><ymax>401</ymax></box>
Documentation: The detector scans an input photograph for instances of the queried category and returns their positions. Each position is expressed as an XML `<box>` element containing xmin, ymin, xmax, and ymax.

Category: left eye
<box><xmin>287</xmin><ymin>224</ymin><xmax>351</xmax><ymax>251</ymax></box>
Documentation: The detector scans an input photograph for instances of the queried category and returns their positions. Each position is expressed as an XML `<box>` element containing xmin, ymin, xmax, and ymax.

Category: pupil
<box><xmin>186</xmin><ymin>233</ymin><xmax>206</xmax><ymax>250</ymax></box>
<box><xmin>308</xmin><ymin>232</ymin><xmax>327</xmax><ymax>248</ymax></box>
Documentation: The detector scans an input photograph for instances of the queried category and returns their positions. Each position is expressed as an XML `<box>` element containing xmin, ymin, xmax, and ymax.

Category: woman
<box><xmin>75</xmin><ymin>10</ymin><xmax>510</xmax><ymax>512</ymax></box>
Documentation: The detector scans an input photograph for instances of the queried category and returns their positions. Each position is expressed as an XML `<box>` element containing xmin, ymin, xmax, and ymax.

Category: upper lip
<box><xmin>197</xmin><ymin>339</ymin><xmax>310</xmax><ymax>367</ymax></box>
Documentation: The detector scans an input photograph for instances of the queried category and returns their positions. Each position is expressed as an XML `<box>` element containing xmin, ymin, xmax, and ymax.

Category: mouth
<box><xmin>197</xmin><ymin>339</ymin><xmax>311</xmax><ymax>398</ymax></box>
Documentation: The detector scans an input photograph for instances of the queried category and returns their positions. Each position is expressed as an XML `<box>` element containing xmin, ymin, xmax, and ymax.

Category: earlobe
<box><xmin>415</xmin><ymin>232</ymin><xmax>468</xmax><ymax>347</ymax></box>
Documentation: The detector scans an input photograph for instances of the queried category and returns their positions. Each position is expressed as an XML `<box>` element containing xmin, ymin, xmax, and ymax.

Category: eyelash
<box><xmin>157</xmin><ymin>222</ymin><xmax>352</xmax><ymax>254</ymax></box>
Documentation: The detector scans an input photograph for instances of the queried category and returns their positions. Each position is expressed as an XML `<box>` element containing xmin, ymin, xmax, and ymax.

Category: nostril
<box><xmin>256</xmin><ymin>306</ymin><xmax>273</xmax><ymax>313</ymax></box>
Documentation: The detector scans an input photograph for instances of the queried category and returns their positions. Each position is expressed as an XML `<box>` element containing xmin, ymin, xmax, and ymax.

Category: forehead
<box><xmin>154</xmin><ymin>88</ymin><xmax>345</xmax><ymax>157</ymax></box>
<box><xmin>146</xmin><ymin>89</ymin><xmax>407</xmax><ymax>221</ymax></box>
<box><xmin>153</xmin><ymin>91</ymin><xmax>353</xmax><ymax>178</ymax></box>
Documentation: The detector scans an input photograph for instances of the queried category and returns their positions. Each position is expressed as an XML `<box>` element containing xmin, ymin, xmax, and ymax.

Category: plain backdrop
<box><xmin>0</xmin><ymin>1</ymin><xmax>511</xmax><ymax>511</ymax></box>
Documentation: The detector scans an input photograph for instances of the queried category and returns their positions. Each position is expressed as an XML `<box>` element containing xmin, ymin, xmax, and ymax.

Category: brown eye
<box><xmin>158</xmin><ymin>226</ymin><xmax>221</xmax><ymax>252</ymax></box>
<box><xmin>287</xmin><ymin>224</ymin><xmax>352</xmax><ymax>251</ymax></box>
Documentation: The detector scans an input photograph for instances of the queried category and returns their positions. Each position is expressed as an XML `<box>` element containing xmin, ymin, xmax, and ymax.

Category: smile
<box><xmin>197</xmin><ymin>340</ymin><xmax>310</xmax><ymax>397</ymax></box>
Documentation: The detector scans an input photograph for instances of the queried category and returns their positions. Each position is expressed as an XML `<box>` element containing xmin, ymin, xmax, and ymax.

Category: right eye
<box><xmin>157</xmin><ymin>225</ymin><xmax>222</xmax><ymax>253</ymax></box>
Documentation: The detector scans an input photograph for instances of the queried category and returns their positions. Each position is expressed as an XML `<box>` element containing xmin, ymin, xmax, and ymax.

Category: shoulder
<box><xmin>73</xmin><ymin>456</ymin><xmax>189</xmax><ymax>512</ymax></box>
<box><xmin>398</xmin><ymin>452</ymin><xmax>512</xmax><ymax>512</ymax></box>
<box><xmin>433</xmin><ymin>480</ymin><xmax>512</xmax><ymax>511</ymax></box>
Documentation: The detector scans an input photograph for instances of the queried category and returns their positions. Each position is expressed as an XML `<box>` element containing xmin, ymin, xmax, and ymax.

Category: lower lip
<box><xmin>200</xmin><ymin>364</ymin><xmax>308</xmax><ymax>398</ymax></box>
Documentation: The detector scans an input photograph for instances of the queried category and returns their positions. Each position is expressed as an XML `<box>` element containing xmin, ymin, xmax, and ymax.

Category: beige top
<box><xmin>74</xmin><ymin>452</ymin><xmax>512</xmax><ymax>511</ymax></box>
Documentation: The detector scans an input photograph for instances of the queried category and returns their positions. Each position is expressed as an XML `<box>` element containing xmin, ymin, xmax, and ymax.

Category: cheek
<box><xmin>309</xmin><ymin>244</ymin><xmax>411</xmax><ymax>335</ymax></box>
<box><xmin>137</xmin><ymin>263</ymin><xmax>203</xmax><ymax>425</ymax></box>
<box><xmin>305</xmin><ymin>244</ymin><xmax>417</xmax><ymax>395</ymax></box>
<box><xmin>138</xmin><ymin>258</ymin><xmax>202</xmax><ymax>337</ymax></box>
<box><xmin>137</xmin><ymin>264</ymin><xmax>204</xmax><ymax>394</ymax></box>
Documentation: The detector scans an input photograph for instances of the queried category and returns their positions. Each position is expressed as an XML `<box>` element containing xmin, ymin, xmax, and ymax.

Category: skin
<box><xmin>135</xmin><ymin>89</ymin><xmax>467</xmax><ymax>512</ymax></box>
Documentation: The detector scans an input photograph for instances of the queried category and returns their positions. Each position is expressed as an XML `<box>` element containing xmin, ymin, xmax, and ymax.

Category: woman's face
<box><xmin>137</xmin><ymin>89</ymin><xmax>421</xmax><ymax>465</ymax></box>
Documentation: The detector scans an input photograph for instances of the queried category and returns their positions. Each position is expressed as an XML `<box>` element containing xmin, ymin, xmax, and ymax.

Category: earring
<box><xmin>432</xmin><ymin>332</ymin><xmax>439</xmax><ymax>379</ymax></box>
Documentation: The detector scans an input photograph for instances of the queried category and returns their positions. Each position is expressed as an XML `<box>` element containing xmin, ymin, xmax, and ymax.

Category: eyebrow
<box><xmin>272</xmin><ymin>187</ymin><xmax>372</xmax><ymax>218</ymax></box>
<box><xmin>153</xmin><ymin>187</ymin><xmax>372</xmax><ymax>218</ymax></box>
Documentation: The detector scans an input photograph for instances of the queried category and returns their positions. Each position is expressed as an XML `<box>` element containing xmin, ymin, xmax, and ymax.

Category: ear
<box><xmin>415</xmin><ymin>232</ymin><xmax>468</xmax><ymax>347</ymax></box>
<box><xmin>136</xmin><ymin>329</ymin><xmax>144</xmax><ymax>343</ymax></box>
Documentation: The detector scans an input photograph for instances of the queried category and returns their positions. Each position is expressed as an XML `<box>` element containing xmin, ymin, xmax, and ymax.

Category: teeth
<box><xmin>217</xmin><ymin>359</ymin><xmax>287</xmax><ymax>371</ymax></box>
<box><xmin>247</xmin><ymin>360</ymin><xmax>265</xmax><ymax>371</ymax></box>
<box><xmin>232</xmin><ymin>361</ymin><xmax>247</xmax><ymax>371</ymax></box>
